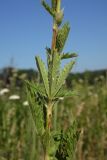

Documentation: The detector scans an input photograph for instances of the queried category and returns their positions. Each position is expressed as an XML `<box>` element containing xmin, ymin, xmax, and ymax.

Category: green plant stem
<box><xmin>51</xmin><ymin>22</ymin><xmax>58</xmax><ymax>50</ymax></box>
<box><xmin>46</xmin><ymin>101</ymin><xmax>52</xmax><ymax>130</ymax></box>
<box><xmin>44</xmin><ymin>1</ymin><xmax>61</xmax><ymax>159</ymax></box>
<box><xmin>51</xmin><ymin>0</ymin><xmax>61</xmax><ymax>50</ymax></box>
<box><xmin>44</xmin><ymin>150</ymin><xmax>49</xmax><ymax>160</ymax></box>
<box><xmin>56</xmin><ymin>0</ymin><xmax>61</xmax><ymax>13</ymax></box>
<box><xmin>44</xmin><ymin>101</ymin><xmax>53</xmax><ymax>160</ymax></box>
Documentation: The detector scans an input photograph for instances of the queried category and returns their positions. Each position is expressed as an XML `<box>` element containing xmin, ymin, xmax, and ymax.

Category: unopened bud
<box><xmin>55</xmin><ymin>9</ymin><xmax>64</xmax><ymax>26</ymax></box>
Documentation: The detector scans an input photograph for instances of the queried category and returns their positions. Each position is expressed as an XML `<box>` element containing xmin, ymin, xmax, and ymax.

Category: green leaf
<box><xmin>54</xmin><ymin>61</ymin><xmax>75</xmax><ymax>97</ymax></box>
<box><xmin>51</xmin><ymin>0</ymin><xmax>57</xmax><ymax>10</ymax></box>
<box><xmin>42</xmin><ymin>0</ymin><xmax>55</xmax><ymax>17</ymax></box>
<box><xmin>25</xmin><ymin>80</ymin><xmax>46</xmax><ymax>97</ymax></box>
<box><xmin>35</xmin><ymin>56</ymin><xmax>49</xmax><ymax>96</ymax></box>
<box><xmin>50</xmin><ymin>53</ymin><xmax>61</xmax><ymax>97</ymax></box>
<box><xmin>26</xmin><ymin>83</ymin><xmax>45</xmax><ymax>136</ymax></box>
<box><xmin>66</xmin><ymin>121</ymin><xmax>80</xmax><ymax>159</ymax></box>
<box><xmin>55</xmin><ymin>121</ymin><xmax>80</xmax><ymax>160</ymax></box>
<box><xmin>55</xmin><ymin>89</ymin><xmax>78</xmax><ymax>100</ymax></box>
<box><xmin>56</xmin><ymin>23</ymin><xmax>70</xmax><ymax>53</ymax></box>
<box><xmin>61</xmin><ymin>52</ymin><xmax>78</xmax><ymax>60</ymax></box>
<box><xmin>46</xmin><ymin>47</ymin><xmax>53</xmax><ymax>68</ymax></box>
<box><xmin>46</xmin><ymin>47</ymin><xmax>52</xmax><ymax>56</ymax></box>
<box><xmin>42</xmin><ymin>131</ymin><xmax>50</xmax><ymax>151</ymax></box>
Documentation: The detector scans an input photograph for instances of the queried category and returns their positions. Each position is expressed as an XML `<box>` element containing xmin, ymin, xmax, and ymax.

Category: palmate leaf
<box><xmin>50</xmin><ymin>53</ymin><xmax>61</xmax><ymax>97</ymax></box>
<box><xmin>53</xmin><ymin>61</ymin><xmax>75</xmax><ymax>97</ymax></box>
<box><xmin>56</xmin><ymin>23</ymin><xmax>70</xmax><ymax>53</ymax></box>
<box><xmin>42</xmin><ymin>0</ymin><xmax>55</xmax><ymax>17</ymax></box>
<box><xmin>26</xmin><ymin>83</ymin><xmax>44</xmax><ymax>136</ymax></box>
<box><xmin>55</xmin><ymin>121</ymin><xmax>80</xmax><ymax>160</ymax></box>
<box><xmin>35</xmin><ymin>56</ymin><xmax>49</xmax><ymax>96</ymax></box>
<box><xmin>61</xmin><ymin>52</ymin><xmax>78</xmax><ymax>60</ymax></box>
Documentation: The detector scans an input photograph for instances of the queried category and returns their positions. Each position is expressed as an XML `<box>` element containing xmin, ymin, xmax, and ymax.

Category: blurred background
<box><xmin>0</xmin><ymin>0</ymin><xmax>107</xmax><ymax>71</ymax></box>
<box><xmin>0</xmin><ymin>0</ymin><xmax>107</xmax><ymax>160</ymax></box>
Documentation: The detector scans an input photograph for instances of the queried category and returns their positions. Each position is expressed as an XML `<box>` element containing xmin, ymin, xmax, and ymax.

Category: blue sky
<box><xmin>0</xmin><ymin>0</ymin><xmax>107</xmax><ymax>72</ymax></box>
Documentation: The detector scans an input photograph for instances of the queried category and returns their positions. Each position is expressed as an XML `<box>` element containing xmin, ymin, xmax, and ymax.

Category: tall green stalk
<box><xmin>26</xmin><ymin>0</ymin><xmax>79</xmax><ymax>159</ymax></box>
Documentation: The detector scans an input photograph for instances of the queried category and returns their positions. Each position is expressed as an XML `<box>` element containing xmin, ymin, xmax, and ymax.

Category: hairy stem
<box><xmin>44</xmin><ymin>151</ymin><xmax>49</xmax><ymax>160</ymax></box>
<box><xmin>44</xmin><ymin>102</ymin><xmax>52</xmax><ymax>160</ymax></box>
<box><xmin>51</xmin><ymin>22</ymin><xmax>58</xmax><ymax>50</ymax></box>
<box><xmin>44</xmin><ymin>1</ymin><xmax>61</xmax><ymax>159</ymax></box>
<box><xmin>47</xmin><ymin>102</ymin><xmax>52</xmax><ymax>130</ymax></box>
<box><xmin>51</xmin><ymin>0</ymin><xmax>61</xmax><ymax>50</ymax></box>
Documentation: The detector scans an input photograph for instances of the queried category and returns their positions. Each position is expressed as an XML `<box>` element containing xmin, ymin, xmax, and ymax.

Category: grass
<box><xmin>0</xmin><ymin>72</ymin><xmax>107</xmax><ymax>160</ymax></box>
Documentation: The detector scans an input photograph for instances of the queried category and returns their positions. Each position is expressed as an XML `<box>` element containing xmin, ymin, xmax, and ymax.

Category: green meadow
<box><xmin>0</xmin><ymin>68</ymin><xmax>107</xmax><ymax>160</ymax></box>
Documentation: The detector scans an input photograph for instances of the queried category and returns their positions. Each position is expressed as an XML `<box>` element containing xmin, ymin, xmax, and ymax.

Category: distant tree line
<box><xmin>66</xmin><ymin>69</ymin><xmax>107</xmax><ymax>87</ymax></box>
<box><xmin>0</xmin><ymin>67</ymin><xmax>107</xmax><ymax>88</ymax></box>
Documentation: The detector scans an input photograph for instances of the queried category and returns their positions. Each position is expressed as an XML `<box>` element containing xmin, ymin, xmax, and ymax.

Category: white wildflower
<box><xmin>23</xmin><ymin>101</ymin><xmax>29</xmax><ymax>106</ymax></box>
<box><xmin>59</xmin><ymin>97</ymin><xmax>64</xmax><ymax>100</ymax></box>
<box><xmin>0</xmin><ymin>88</ymin><xmax>10</xmax><ymax>96</ymax></box>
<box><xmin>9</xmin><ymin>95</ymin><xmax>20</xmax><ymax>100</ymax></box>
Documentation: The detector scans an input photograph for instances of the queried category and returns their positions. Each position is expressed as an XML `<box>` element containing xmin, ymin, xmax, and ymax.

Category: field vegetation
<box><xmin>0</xmin><ymin>67</ymin><xmax>107</xmax><ymax>160</ymax></box>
